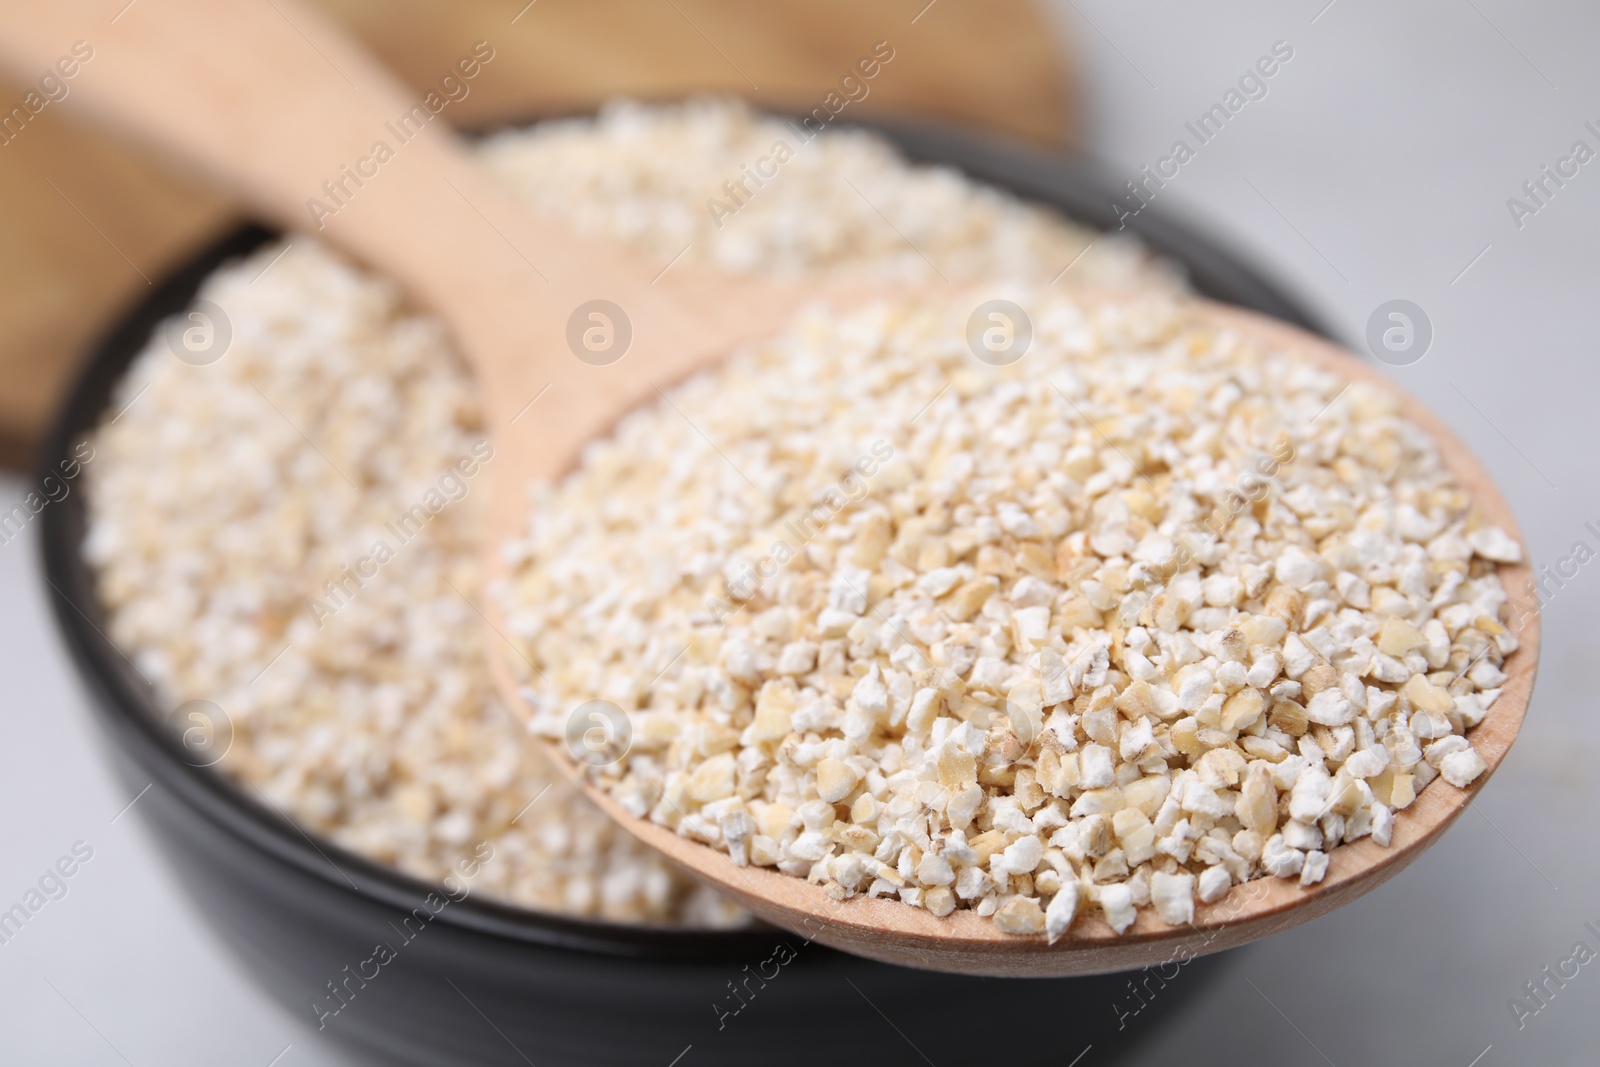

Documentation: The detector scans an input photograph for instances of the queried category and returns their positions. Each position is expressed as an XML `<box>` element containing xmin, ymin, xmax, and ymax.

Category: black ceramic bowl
<box><xmin>39</xmin><ymin>118</ymin><xmax>1327</xmax><ymax>1066</ymax></box>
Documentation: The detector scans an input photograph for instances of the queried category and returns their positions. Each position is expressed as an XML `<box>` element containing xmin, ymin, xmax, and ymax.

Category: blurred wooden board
<box><xmin>0</xmin><ymin>0</ymin><xmax>1075</xmax><ymax>470</ymax></box>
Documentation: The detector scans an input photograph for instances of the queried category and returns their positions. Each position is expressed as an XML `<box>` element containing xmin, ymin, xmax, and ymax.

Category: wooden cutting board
<box><xmin>0</xmin><ymin>0</ymin><xmax>1075</xmax><ymax>470</ymax></box>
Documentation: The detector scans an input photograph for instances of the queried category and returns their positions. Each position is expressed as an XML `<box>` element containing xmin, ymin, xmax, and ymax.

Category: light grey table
<box><xmin>3</xmin><ymin>1</ymin><xmax>1596</xmax><ymax>1063</ymax></box>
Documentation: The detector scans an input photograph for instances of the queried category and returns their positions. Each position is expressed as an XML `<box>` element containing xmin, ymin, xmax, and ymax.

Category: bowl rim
<box><xmin>35</xmin><ymin>112</ymin><xmax>1334</xmax><ymax>959</ymax></box>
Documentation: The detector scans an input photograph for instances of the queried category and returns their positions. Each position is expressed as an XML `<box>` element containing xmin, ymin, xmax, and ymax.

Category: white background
<box><xmin>3</xmin><ymin>1</ymin><xmax>1597</xmax><ymax>1063</ymax></box>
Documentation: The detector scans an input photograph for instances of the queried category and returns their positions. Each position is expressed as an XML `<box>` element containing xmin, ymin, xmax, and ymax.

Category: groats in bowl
<box><xmin>42</xmin><ymin>103</ymin><xmax>1325</xmax><ymax>1065</ymax></box>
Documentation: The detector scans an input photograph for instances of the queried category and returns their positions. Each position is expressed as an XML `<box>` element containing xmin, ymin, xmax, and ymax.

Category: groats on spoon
<box><xmin>3</xmin><ymin>2</ymin><xmax>1537</xmax><ymax>978</ymax></box>
<box><xmin>487</xmin><ymin>299</ymin><xmax>1538</xmax><ymax>978</ymax></box>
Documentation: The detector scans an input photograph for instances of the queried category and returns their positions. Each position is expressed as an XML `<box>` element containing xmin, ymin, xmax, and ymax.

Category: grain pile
<box><xmin>480</xmin><ymin>98</ymin><xmax>1178</xmax><ymax>288</ymax></box>
<box><xmin>500</xmin><ymin>290</ymin><xmax>1523</xmax><ymax>937</ymax></box>
<box><xmin>83</xmin><ymin>99</ymin><xmax>1174</xmax><ymax>924</ymax></box>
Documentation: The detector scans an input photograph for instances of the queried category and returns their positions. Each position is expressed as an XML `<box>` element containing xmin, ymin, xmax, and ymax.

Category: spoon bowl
<box><xmin>488</xmin><ymin>298</ymin><xmax>1536</xmax><ymax>977</ymax></box>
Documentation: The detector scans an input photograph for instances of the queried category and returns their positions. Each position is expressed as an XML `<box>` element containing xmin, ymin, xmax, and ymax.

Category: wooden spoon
<box><xmin>4</xmin><ymin>1</ymin><xmax>1537</xmax><ymax>978</ymax></box>
<box><xmin>497</xmin><ymin>303</ymin><xmax>1538</xmax><ymax>978</ymax></box>
<box><xmin>0</xmin><ymin>0</ymin><xmax>812</xmax><ymax>479</ymax></box>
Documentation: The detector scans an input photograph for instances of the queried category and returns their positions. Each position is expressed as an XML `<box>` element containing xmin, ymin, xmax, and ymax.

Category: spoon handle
<box><xmin>0</xmin><ymin>0</ymin><xmax>661</xmax><ymax>413</ymax></box>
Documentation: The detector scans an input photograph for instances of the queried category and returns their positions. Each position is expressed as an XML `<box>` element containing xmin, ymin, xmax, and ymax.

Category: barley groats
<box><xmin>82</xmin><ymin>99</ymin><xmax>1176</xmax><ymax>925</ymax></box>
<box><xmin>501</xmin><ymin>291</ymin><xmax>1522</xmax><ymax>938</ymax></box>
